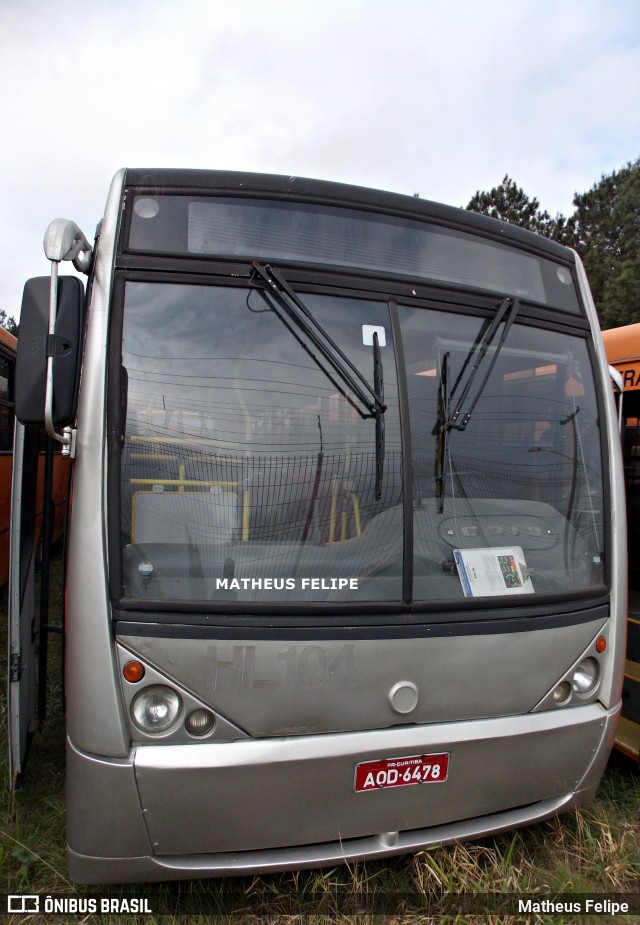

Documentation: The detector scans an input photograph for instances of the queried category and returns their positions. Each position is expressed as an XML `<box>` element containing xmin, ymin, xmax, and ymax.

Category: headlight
<box><xmin>185</xmin><ymin>708</ymin><xmax>216</xmax><ymax>737</ymax></box>
<box><xmin>572</xmin><ymin>658</ymin><xmax>599</xmax><ymax>695</ymax></box>
<box><xmin>131</xmin><ymin>685</ymin><xmax>182</xmax><ymax>733</ymax></box>
<box><xmin>552</xmin><ymin>680</ymin><xmax>572</xmax><ymax>704</ymax></box>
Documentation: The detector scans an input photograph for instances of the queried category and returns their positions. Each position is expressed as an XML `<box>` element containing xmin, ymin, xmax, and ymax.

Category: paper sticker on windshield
<box><xmin>454</xmin><ymin>547</ymin><xmax>534</xmax><ymax>597</ymax></box>
<box><xmin>362</xmin><ymin>325</ymin><xmax>386</xmax><ymax>346</ymax></box>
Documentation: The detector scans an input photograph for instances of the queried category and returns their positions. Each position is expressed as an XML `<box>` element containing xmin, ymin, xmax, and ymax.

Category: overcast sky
<box><xmin>1</xmin><ymin>0</ymin><xmax>639</xmax><ymax>316</ymax></box>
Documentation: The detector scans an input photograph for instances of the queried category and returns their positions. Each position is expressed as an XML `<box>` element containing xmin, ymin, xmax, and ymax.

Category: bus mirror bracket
<box><xmin>59</xmin><ymin>425</ymin><xmax>76</xmax><ymax>458</ymax></box>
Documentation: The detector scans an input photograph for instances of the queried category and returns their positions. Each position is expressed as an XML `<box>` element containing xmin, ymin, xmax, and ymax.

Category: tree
<box><xmin>466</xmin><ymin>174</ymin><xmax>564</xmax><ymax>237</ymax></box>
<box><xmin>563</xmin><ymin>159</ymin><xmax>640</xmax><ymax>328</ymax></box>
<box><xmin>0</xmin><ymin>309</ymin><xmax>18</xmax><ymax>336</ymax></box>
<box><xmin>465</xmin><ymin>162</ymin><xmax>640</xmax><ymax>328</ymax></box>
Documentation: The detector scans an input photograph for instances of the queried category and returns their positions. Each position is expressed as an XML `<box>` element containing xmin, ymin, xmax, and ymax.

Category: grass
<box><xmin>1</xmin><ymin>551</ymin><xmax>639</xmax><ymax>924</ymax></box>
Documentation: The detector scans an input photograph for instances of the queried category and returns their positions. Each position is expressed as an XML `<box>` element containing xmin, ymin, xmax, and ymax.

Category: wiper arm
<box><xmin>251</xmin><ymin>262</ymin><xmax>386</xmax><ymax>420</ymax></box>
<box><xmin>446</xmin><ymin>297</ymin><xmax>520</xmax><ymax>432</ymax></box>
<box><xmin>433</xmin><ymin>351</ymin><xmax>450</xmax><ymax>510</ymax></box>
<box><xmin>252</xmin><ymin>262</ymin><xmax>387</xmax><ymax>498</ymax></box>
<box><xmin>372</xmin><ymin>330</ymin><xmax>385</xmax><ymax>499</ymax></box>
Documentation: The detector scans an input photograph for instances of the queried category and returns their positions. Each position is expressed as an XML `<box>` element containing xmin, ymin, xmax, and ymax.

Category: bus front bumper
<box><xmin>67</xmin><ymin>701</ymin><xmax>620</xmax><ymax>884</ymax></box>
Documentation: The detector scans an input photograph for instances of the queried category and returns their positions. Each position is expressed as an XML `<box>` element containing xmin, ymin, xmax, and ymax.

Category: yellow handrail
<box><xmin>329</xmin><ymin>481</ymin><xmax>362</xmax><ymax>543</ymax></box>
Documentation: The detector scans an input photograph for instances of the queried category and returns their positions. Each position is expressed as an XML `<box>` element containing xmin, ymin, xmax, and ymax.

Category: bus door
<box><xmin>8</xmin><ymin>422</ymin><xmax>42</xmax><ymax>784</ymax></box>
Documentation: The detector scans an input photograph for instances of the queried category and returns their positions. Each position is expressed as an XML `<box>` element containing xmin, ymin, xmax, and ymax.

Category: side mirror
<box><xmin>15</xmin><ymin>275</ymin><xmax>85</xmax><ymax>426</ymax></box>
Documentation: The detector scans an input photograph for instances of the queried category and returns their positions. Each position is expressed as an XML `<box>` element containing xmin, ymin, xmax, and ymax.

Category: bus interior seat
<box><xmin>131</xmin><ymin>486</ymin><xmax>239</xmax><ymax>546</ymax></box>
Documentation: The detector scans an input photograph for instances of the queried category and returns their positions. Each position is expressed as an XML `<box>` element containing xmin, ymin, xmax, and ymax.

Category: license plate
<box><xmin>354</xmin><ymin>752</ymin><xmax>449</xmax><ymax>792</ymax></box>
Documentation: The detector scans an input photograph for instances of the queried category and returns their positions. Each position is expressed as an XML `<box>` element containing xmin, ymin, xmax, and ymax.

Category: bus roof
<box><xmin>121</xmin><ymin>167</ymin><xmax>575</xmax><ymax>264</ymax></box>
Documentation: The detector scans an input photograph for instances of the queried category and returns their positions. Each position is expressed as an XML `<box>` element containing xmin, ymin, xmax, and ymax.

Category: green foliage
<box><xmin>466</xmin><ymin>160</ymin><xmax>640</xmax><ymax>329</ymax></box>
<box><xmin>0</xmin><ymin>307</ymin><xmax>18</xmax><ymax>336</ymax></box>
<box><xmin>566</xmin><ymin>159</ymin><xmax>640</xmax><ymax>328</ymax></box>
<box><xmin>466</xmin><ymin>174</ymin><xmax>564</xmax><ymax>238</ymax></box>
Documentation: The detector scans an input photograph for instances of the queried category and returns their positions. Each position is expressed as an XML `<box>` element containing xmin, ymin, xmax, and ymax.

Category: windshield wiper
<box><xmin>446</xmin><ymin>297</ymin><xmax>520</xmax><ymax>432</ymax></box>
<box><xmin>433</xmin><ymin>351</ymin><xmax>450</xmax><ymax>511</ymax></box>
<box><xmin>251</xmin><ymin>262</ymin><xmax>387</xmax><ymax>496</ymax></box>
<box><xmin>251</xmin><ymin>263</ymin><xmax>386</xmax><ymax>418</ymax></box>
<box><xmin>372</xmin><ymin>329</ymin><xmax>385</xmax><ymax>498</ymax></box>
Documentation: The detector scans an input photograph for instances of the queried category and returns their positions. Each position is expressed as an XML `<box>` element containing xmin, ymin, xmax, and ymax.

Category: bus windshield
<box><xmin>117</xmin><ymin>280</ymin><xmax>604</xmax><ymax>607</ymax></box>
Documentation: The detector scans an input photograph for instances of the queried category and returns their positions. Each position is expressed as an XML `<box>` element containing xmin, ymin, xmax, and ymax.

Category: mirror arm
<box><xmin>44</xmin><ymin>261</ymin><xmax>70</xmax><ymax>447</ymax></box>
<box><xmin>72</xmin><ymin>248</ymin><xmax>93</xmax><ymax>274</ymax></box>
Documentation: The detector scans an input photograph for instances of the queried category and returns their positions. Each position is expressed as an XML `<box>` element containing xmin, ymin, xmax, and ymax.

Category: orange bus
<box><xmin>0</xmin><ymin>326</ymin><xmax>68</xmax><ymax>586</ymax></box>
<box><xmin>603</xmin><ymin>323</ymin><xmax>640</xmax><ymax>761</ymax></box>
<box><xmin>0</xmin><ymin>326</ymin><xmax>19</xmax><ymax>585</ymax></box>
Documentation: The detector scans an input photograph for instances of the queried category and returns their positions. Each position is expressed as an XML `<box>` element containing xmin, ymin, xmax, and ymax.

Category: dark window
<box><xmin>127</xmin><ymin>195</ymin><xmax>581</xmax><ymax>312</ymax></box>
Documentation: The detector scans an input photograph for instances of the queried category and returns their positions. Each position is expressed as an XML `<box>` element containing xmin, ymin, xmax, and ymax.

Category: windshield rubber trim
<box><xmin>107</xmin><ymin>272</ymin><xmax>609</xmax><ymax>621</ymax></box>
<box><xmin>113</xmin><ymin>599</ymin><xmax>609</xmax><ymax>640</ymax></box>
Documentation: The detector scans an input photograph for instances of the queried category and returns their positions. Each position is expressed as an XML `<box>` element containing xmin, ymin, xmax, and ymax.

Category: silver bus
<box><xmin>9</xmin><ymin>169</ymin><xmax>626</xmax><ymax>883</ymax></box>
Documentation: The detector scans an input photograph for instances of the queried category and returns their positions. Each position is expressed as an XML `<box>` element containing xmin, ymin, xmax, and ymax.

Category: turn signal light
<box><xmin>123</xmin><ymin>660</ymin><xmax>145</xmax><ymax>683</ymax></box>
